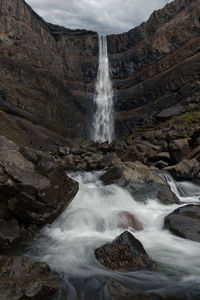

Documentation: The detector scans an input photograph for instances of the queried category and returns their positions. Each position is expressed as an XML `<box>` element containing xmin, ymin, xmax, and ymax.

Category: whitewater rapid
<box><xmin>27</xmin><ymin>171</ymin><xmax>200</xmax><ymax>299</ymax></box>
<box><xmin>92</xmin><ymin>36</ymin><xmax>114</xmax><ymax>143</ymax></box>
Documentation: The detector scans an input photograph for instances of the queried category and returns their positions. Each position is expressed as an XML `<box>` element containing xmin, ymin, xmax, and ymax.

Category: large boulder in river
<box><xmin>165</xmin><ymin>158</ymin><xmax>200</xmax><ymax>181</ymax></box>
<box><xmin>0</xmin><ymin>135</ymin><xmax>79</xmax><ymax>250</ymax></box>
<box><xmin>169</xmin><ymin>139</ymin><xmax>190</xmax><ymax>163</ymax></box>
<box><xmin>164</xmin><ymin>204</ymin><xmax>200</xmax><ymax>242</ymax></box>
<box><xmin>106</xmin><ymin>279</ymin><xmax>154</xmax><ymax>300</ymax></box>
<box><xmin>95</xmin><ymin>231</ymin><xmax>155</xmax><ymax>271</ymax></box>
<box><xmin>0</xmin><ymin>256</ymin><xmax>59</xmax><ymax>299</ymax></box>
<box><xmin>100</xmin><ymin>162</ymin><xmax>180</xmax><ymax>205</ymax></box>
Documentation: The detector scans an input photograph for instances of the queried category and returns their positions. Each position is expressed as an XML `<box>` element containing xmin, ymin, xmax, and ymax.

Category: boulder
<box><xmin>100</xmin><ymin>162</ymin><xmax>180</xmax><ymax>204</ymax></box>
<box><xmin>191</xmin><ymin>145</ymin><xmax>200</xmax><ymax>161</ymax></box>
<box><xmin>156</xmin><ymin>105</ymin><xmax>185</xmax><ymax>121</ymax></box>
<box><xmin>165</xmin><ymin>159</ymin><xmax>200</xmax><ymax>181</ymax></box>
<box><xmin>0</xmin><ymin>219</ymin><xmax>20</xmax><ymax>250</ymax></box>
<box><xmin>106</xmin><ymin>279</ymin><xmax>154</xmax><ymax>300</ymax></box>
<box><xmin>164</xmin><ymin>204</ymin><xmax>200</xmax><ymax>242</ymax></box>
<box><xmin>106</xmin><ymin>278</ymin><xmax>200</xmax><ymax>300</ymax></box>
<box><xmin>0</xmin><ymin>135</ymin><xmax>79</xmax><ymax>250</ymax></box>
<box><xmin>151</xmin><ymin>152</ymin><xmax>171</xmax><ymax>163</ymax></box>
<box><xmin>101</xmin><ymin>161</ymin><xmax>164</xmax><ymax>186</ymax></box>
<box><xmin>0</xmin><ymin>256</ymin><xmax>59</xmax><ymax>299</ymax></box>
<box><xmin>100</xmin><ymin>153</ymin><xmax>122</xmax><ymax>169</ymax></box>
<box><xmin>121</xmin><ymin>144</ymin><xmax>148</xmax><ymax>163</ymax></box>
<box><xmin>154</xmin><ymin>160</ymin><xmax>169</xmax><ymax>169</ymax></box>
<box><xmin>95</xmin><ymin>231</ymin><xmax>155</xmax><ymax>271</ymax></box>
<box><xmin>169</xmin><ymin>139</ymin><xmax>189</xmax><ymax>163</ymax></box>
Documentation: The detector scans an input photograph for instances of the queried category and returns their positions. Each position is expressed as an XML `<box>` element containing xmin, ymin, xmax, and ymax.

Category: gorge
<box><xmin>0</xmin><ymin>0</ymin><xmax>200</xmax><ymax>299</ymax></box>
<box><xmin>0</xmin><ymin>0</ymin><xmax>199</xmax><ymax>147</ymax></box>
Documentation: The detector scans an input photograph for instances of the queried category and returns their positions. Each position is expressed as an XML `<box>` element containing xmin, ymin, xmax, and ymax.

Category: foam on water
<box><xmin>27</xmin><ymin>171</ymin><xmax>200</xmax><ymax>299</ymax></box>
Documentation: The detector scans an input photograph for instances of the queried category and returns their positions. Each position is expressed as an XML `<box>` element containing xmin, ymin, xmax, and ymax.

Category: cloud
<box><xmin>26</xmin><ymin>0</ymin><xmax>171</xmax><ymax>35</ymax></box>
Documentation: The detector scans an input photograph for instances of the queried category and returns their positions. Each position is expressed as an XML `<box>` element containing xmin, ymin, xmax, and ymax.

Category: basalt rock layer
<box><xmin>107</xmin><ymin>0</ymin><xmax>200</xmax><ymax>136</ymax></box>
<box><xmin>0</xmin><ymin>0</ymin><xmax>98</xmax><ymax>149</ymax></box>
<box><xmin>0</xmin><ymin>0</ymin><xmax>200</xmax><ymax>145</ymax></box>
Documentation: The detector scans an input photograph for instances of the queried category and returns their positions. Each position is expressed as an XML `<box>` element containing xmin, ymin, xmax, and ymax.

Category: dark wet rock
<box><xmin>100</xmin><ymin>153</ymin><xmax>122</xmax><ymax>169</ymax></box>
<box><xmin>0</xmin><ymin>219</ymin><xmax>20</xmax><ymax>250</ymax></box>
<box><xmin>85</xmin><ymin>153</ymin><xmax>104</xmax><ymax>170</ymax></box>
<box><xmin>0</xmin><ymin>255</ymin><xmax>59</xmax><ymax>299</ymax></box>
<box><xmin>164</xmin><ymin>204</ymin><xmax>200</xmax><ymax>242</ymax></box>
<box><xmin>0</xmin><ymin>135</ymin><xmax>79</xmax><ymax>250</ymax></box>
<box><xmin>169</xmin><ymin>139</ymin><xmax>190</xmax><ymax>163</ymax></box>
<box><xmin>106</xmin><ymin>278</ymin><xmax>200</xmax><ymax>300</ymax></box>
<box><xmin>122</xmin><ymin>144</ymin><xmax>148</xmax><ymax>163</ymax></box>
<box><xmin>165</xmin><ymin>158</ymin><xmax>200</xmax><ymax>181</ymax></box>
<box><xmin>101</xmin><ymin>162</ymin><xmax>180</xmax><ymax>204</ymax></box>
<box><xmin>153</xmin><ymin>160</ymin><xmax>169</xmax><ymax>169</ymax></box>
<box><xmin>151</xmin><ymin>152</ymin><xmax>171</xmax><ymax>164</ymax></box>
<box><xmin>157</xmin><ymin>105</ymin><xmax>185</xmax><ymax>121</ymax></box>
<box><xmin>191</xmin><ymin>145</ymin><xmax>200</xmax><ymax>161</ymax></box>
<box><xmin>101</xmin><ymin>162</ymin><xmax>163</xmax><ymax>186</ymax></box>
<box><xmin>106</xmin><ymin>278</ymin><xmax>154</xmax><ymax>300</ymax></box>
<box><xmin>95</xmin><ymin>231</ymin><xmax>155</xmax><ymax>271</ymax></box>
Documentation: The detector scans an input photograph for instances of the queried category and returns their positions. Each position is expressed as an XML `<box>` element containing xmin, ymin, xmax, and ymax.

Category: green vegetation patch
<box><xmin>161</xmin><ymin>111</ymin><xmax>200</xmax><ymax>128</ymax></box>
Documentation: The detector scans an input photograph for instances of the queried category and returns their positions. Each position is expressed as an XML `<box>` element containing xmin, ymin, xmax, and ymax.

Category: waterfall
<box><xmin>92</xmin><ymin>35</ymin><xmax>114</xmax><ymax>143</ymax></box>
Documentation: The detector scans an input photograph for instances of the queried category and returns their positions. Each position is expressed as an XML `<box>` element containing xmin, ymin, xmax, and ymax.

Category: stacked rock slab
<box><xmin>0</xmin><ymin>135</ymin><xmax>79</xmax><ymax>251</ymax></box>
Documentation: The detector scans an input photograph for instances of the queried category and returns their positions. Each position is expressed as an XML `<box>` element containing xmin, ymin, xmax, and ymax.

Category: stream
<box><xmin>26</xmin><ymin>171</ymin><xmax>200</xmax><ymax>299</ymax></box>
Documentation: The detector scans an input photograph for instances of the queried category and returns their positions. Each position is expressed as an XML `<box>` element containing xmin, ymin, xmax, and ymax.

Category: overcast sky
<box><xmin>26</xmin><ymin>0</ymin><xmax>171</xmax><ymax>35</ymax></box>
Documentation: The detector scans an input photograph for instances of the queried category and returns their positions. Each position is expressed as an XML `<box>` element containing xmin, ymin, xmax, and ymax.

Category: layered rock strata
<box><xmin>0</xmin><ymin>0</ymin><xmax>200</xmax><ymax>144</ymax></box>
<box><xmin>107</xmin><ymin>0</ymin><xmax>200</xmax><ymax>135</ymax></box>
<box><xmin>0</xmin><ymin>0</ymin><xmax>98</xmax><ymax>148</ymax></box>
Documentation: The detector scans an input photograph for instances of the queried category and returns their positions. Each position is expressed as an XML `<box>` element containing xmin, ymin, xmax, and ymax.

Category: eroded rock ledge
<box><xmin>0</xmin><ymin>135</ymin><xmax>79</xmax><ymax>251</ymax></box>
<box><xmin>107</xmin><ymin>0</ymin><xmax>200</xmax><ymax>135</ymax></box>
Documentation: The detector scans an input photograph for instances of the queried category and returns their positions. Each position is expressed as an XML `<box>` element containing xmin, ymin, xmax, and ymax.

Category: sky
<box><xmin>26</xmin><ymin>0</ymin><xmax>171</xmax><ymax>35</ymax></box>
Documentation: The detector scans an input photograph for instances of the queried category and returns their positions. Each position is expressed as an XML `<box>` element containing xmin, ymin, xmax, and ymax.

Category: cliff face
<box><xmin>0</xmin><ymin>0</ymin><xmax>98</xmax><ymax>149</ymax></box>
<box><xmin>107</xmin><ymin>0</ymin><xmax>200</xmax><ymax>135</ymax></box>
<box><xmin>0</xmin><ymin>0</ymin><xmax>200</xmax><ymax>147</ymax></box>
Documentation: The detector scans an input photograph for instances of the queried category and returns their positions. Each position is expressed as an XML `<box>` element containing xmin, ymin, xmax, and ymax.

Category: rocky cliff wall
<box><xmin>107</xmin><ymin>0</ymin><xmax>200</xmax><ymax>135</ymax></box>
<box><xmin>0</xmin><ymin>0</ymin><xmax>98</xmax><ymax>149</ymax></box>
<box><xmin>0</xmin><ymin>0</ymin><xmax>200</xmax><ymax>147</ymax></box>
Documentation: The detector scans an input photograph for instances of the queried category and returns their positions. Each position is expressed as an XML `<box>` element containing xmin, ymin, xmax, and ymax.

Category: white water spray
<box><xmin>27</xmin><ymin>171</ymin><xmax>200</xmax><ymax>299</ymax></box>
<box><xmin>92</xmin><ymin>36</ymin><xmax>114</xmax><ymax>143</ymax></box>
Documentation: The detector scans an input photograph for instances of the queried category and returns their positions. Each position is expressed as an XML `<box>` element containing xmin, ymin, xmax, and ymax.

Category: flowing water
<box><xmin>92</xmin><ymin>36</ymin><xmax>114</xmax><ymax>143</ymax></box>
<box><xmin>27</xmin><ymin>171</ymin><xmax>200</xmax><ymax>299</ymax></box>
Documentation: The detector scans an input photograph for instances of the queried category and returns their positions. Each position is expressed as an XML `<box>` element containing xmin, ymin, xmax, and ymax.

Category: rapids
<box><xmin>26</xmin><ymin>171</ymin><xmax>200</xmax><ymax>299</ymax></box>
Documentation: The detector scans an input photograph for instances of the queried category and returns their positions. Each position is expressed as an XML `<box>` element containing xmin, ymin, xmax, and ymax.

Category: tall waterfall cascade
<box><xmin>92</xmin><ymin>35</ymin><xmax>114</xmax><ymax>143</ymax></box>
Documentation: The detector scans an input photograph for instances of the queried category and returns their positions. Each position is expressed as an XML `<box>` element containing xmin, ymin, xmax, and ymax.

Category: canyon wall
<box><xmin>107</xmin><ymin>0</ymin><xmax>200</xmax><ymax>135</ymax></box>
<box><xmin>0</xmin><ymin>0</ymin><xmax>200</xmax><ymax>147</ymax></box>
<box><xmin>0</xmin><ymin>0</ymin><xmax>98</xmax><ymax>149</ymax></box>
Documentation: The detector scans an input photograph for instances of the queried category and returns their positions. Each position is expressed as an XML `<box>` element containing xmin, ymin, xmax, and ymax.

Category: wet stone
<box><xmin>95</xmin><ymin>231</ymin><xmax>155</xmax><ymax>271</ymax></box>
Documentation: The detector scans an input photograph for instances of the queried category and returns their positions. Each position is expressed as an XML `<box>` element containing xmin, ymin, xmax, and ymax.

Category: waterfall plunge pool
<box><xmin>26</xmin><ymin>171</ymin><xmax>200</xmax><ymax>299</ymax></box>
